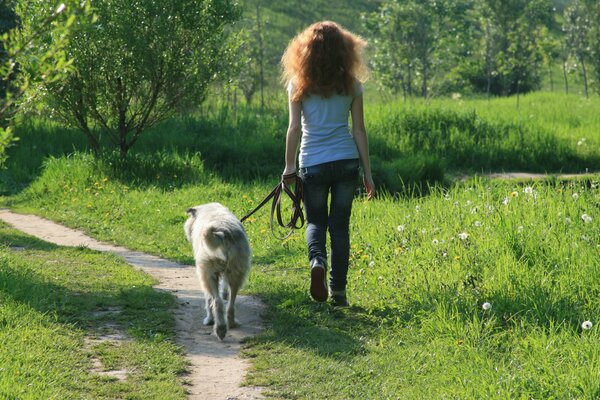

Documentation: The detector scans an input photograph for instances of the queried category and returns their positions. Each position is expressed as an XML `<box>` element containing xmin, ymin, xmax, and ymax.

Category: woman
<box><xmin>281</xmin><ymin>21</ymin><xmax>374</xmax><ymax>307</ymax></box>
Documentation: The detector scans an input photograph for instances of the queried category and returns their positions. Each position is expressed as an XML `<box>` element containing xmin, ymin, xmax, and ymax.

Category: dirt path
<box><xmin>0</xmin><ymin>209</ymin><xmax>265</xmax><ymax>400</ymax></box>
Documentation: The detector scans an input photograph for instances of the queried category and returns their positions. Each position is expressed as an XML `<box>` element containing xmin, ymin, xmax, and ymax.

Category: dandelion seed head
<box><xmin>582</xmin><ymin>320</ymin><xmax>593</xmax><ymax>330</ymax></box>
<box><xmin>523</xmin><ymin>186</ymin><xmax>533</xmax><ymax>195</ymax></box>
<box><xmin>581</xmin><ymin>213</ymin><xmax>592</xmax><ymax>224</ymax></box>
<box><xmin>397</xmin><ymin>225</ymin><xmax>405</xmax><ymax>232</ymax></box>
<box><xmin>572</xmin><ymin>193</ymin><xmax>579</xmax><ymax>200</ymax></box>
<box><xmin>474</xmin><ymin>221</ymin><xmax>482</xmax><ymax>227</ymax></box>
<box><xmin>565</xmin><ymin>217</ymin><xmax>572</xmax><ymax>224</ymax></box>
<box><xmin>502</xmin><ymin>197</ymin><xmax>510</xmax><ymax>205</ymax></box>
<box><xmin>368</xmin><ymin>261</ymin><xmax>375</xmax><ymax>268</ymax></box>
<box><xmin>432</xmin><ymin>239</ymin><xmax>439</xmax><ymax>245</ymax></box>
<box><xmin>482</xmin><ymin>302</ymin><xmax>492</xmax><ymax>311</ymax></box>
<box><xmin>458</xmin><ymin>232</ymin><xmax>469</xmax><ymax>241</ymax></box>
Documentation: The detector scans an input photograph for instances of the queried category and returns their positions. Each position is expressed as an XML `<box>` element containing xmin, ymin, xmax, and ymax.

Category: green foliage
<box><xmin>45</xmin><ymin>0</ymin><xmax>240</xmax><ymax>155</ymax></box>
<box><xmin>2</xmin><ymin>93</ymin><xmax>599</xmax><ymax>196</ymax></box>
<box><xmin>0</xmin><ymin>0</ymin><xmax>90</xmax><ymax>166</ymax></box>
<box><xmin>364</xmin><ymin>0</ymin><xmax>472</xmax><ymax>98</ymax></box>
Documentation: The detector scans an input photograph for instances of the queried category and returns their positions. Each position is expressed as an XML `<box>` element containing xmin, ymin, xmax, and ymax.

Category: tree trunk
<box><xmin>407</xmin><ymin>64</ymin><xmax>413</xmax><ymax>97</ymax></box>
<box><xmin>563</xmin><ymin>61</ymin><xmax>569</xmax><ymax>94</ymax></box>
<box><xmin>421</xmin><ymin>62</ymin><xmax>429</xmax><ymax>98</ymax></box>
<box><xmin>256</xmin><ymin>1</ymin><xmax>265</xmax><ymax>110</ymax></box>
<box><xmin>580</xmin><ymin>56</ymin><xmax>589</xmax><ymax>98</ymax></box>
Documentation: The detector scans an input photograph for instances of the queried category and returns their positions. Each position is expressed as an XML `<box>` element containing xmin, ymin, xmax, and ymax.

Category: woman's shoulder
<box><xmin>352</xmin><ymin>78</ymin><xmax>364</xmax><ymax>97</ymax></box>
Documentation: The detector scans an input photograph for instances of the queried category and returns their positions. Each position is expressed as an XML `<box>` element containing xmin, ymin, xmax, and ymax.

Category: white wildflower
<box><xmin>415</xmin><ymin>205</ymin><xmax>421</xmax><ymax>212</ymax></box>
<box><xmin>565</xmin><ymin>217</ymin><xmax>572</xmax><ymax>224</ymax></box>
<box><xmin>572</xmin><ymin>193</ymin><xmax>579</xmax><ymax>200</ymax></box>
<box><xmin>581</xmin><ymin>213</ymin><xmax>592</xmax><ymax>224</ymax></box>
<box><xmin>368</xmin><ymin>261</ymin><xmax>375</xmax><ymax>268</ymax></box>
<box><xmin>482</xmin><ymin>302</ymin><xmax>492</xmax><ymax>311</ymax></box>
<box><xmin>582</xmin><ymin>320</ymin><xmax>593</xmax><ymax>330</ymax></box>
<box><xmin>474</xmin><ymin>221</ymin><xmax>482</xmax><ymax>227</ymax></box>
<box><xmin>502</xmin><ymin>197</ymin><xmax>510</xmax><ymax>205</ymax></box>
<box><xmin>432</xmin><ymin>239</ymin><xmax>439</xmax><ymax>245</ymax></box>
<box><xmin>523</xmin><ymin>186</ymin><xmax>534</xmax><ymax>195</ymax></box>
<box><xmin>458</xmin><ymin>232</ymin><xmax>469</xmax><ymax>241</ymax></box>
<box><xmin>397</xmin><ymin>225</ymin><xmax>405</xmax><ymax>232</ymax></box>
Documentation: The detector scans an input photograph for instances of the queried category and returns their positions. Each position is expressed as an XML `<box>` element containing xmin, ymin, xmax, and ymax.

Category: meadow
<box><xmin>0</xmin><ymin>91</ymin><xmax>599</xmax><ymax>398</ymax></box>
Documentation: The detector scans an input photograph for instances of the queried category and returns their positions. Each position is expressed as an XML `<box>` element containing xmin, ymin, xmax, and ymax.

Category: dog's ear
<box><xmin>186</xmin><ymin>207</ymin><xmax>197</xmax><ymax>217</ymax></box>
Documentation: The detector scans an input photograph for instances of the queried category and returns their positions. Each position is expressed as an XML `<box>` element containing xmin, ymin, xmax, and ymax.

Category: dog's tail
<box><xmin>203</xmin><ymin>225</ymin><xmax>231</xmax><ymax>262</ymax></box>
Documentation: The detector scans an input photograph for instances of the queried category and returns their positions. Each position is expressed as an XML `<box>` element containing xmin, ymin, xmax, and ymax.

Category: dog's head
<box><xmin>184</xmin><ymin>207</ymin><xmax>198</xmax><ymax>242</ymax></box>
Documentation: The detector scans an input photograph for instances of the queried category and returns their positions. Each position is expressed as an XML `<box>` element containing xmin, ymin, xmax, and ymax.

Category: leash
<box><xmin>240</xmin><ymin>173</ymin><xmax>305</xmax><ymax>240</ymax></box>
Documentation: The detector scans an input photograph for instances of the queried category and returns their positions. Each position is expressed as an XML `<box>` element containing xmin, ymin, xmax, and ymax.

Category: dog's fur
<box><xmin>184</xmin><ymin>203</ymin><xmax>251</xmax><ymax>340</ymax></box>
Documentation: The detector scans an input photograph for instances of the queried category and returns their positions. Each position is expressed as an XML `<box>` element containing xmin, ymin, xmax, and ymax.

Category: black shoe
<box><xmin>330</xmin><ymin>290</ymin><xmax>349</xmax><ymax>307</ymax></box>
<box><xmin>310</xmin><ymin>258</ymin><xmax>328</xmax><ymax>302</ymax></box>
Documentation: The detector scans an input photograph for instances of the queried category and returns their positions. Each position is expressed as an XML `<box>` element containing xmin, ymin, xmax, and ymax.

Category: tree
<box><xmin>563</xmin><ymin>0</ymin><xmax>591</xmax><ymax>97</ymax></box>
<box><xmin>0</xmin><ymin>0</ymin><xmax>89</xmax><ymax>166</ymax></box>
<box><xmin>473</xmin><ymin>0</ymin><xmax>552</xmax><ymax>97</ymax></box>
<box><xmin>365</xmin><ymin>0</ymin><xmax>471</xmax><ymax>98</ymax></box>
<box><xmin>46</xmin><ymin>0</ymin><xmax>239</xmax><ymax>156</ymax></box>
<box><xmin>581</xmin><ymin>0</ymin><xmax>600</xmax><ymax>94</ymax></box>
<box><xmin>537</xmin><ymin>26</ymin><xmax>561</xmax><ymax>92</ymax></box>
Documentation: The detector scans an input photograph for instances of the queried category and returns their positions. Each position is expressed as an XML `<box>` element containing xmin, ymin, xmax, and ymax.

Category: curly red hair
<box><xmin>281</xmin><ymin>21</ymin><xmax>368</xmax><ymax>102</ymax></box>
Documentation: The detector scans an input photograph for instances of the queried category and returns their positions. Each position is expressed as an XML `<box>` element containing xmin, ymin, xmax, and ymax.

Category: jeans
<box><xmin>299</xmin><ymin>158</ymin><xmax>359</xmax><ymax>292</ymax></box>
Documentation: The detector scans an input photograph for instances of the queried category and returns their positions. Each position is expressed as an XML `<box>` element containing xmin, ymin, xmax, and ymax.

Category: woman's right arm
<box><xmin>351</xmin><ymin>94</ymin><xmax>375</xmax><ymax>199</ymax></box>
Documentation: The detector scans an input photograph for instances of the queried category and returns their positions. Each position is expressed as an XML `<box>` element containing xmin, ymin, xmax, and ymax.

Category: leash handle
<box><xmin>240</xmin><ymin>174</ymin><xmax>305</xmax><ymax>240</ymax></box>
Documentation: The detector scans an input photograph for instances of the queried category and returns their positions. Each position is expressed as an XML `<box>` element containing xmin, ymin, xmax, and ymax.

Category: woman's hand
<box><xmin>363</xmin><ymin>174</ymin><xmax>375</xmax><ymax>200</ymax></box>
<box><xmin>282</xmin><ymin>167</ymin><xmax>297</xmax><ymax>185</ymax></box>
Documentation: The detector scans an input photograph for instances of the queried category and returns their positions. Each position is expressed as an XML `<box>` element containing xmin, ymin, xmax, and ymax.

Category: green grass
<box><xmin>1</xmin><ymin>91</ymin><xmax>600</xmax><ymax>398</ymax></box>
<box><xmin>0</xmin><ymin>225</ymin><xmax>187</xmax><ymax>399</ymax></box>
<box><xmin>3</xmin><ymin>157</ymin><xmax>599</xmax><ymax>399</ymax></box>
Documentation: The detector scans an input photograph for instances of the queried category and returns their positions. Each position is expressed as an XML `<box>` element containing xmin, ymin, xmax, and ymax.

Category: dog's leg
<box><xmin>207</xmin><ymin>272</ymin><xmax>227</xmax><ymax>340</ymax></box>
<box><xmin>203</xmin><ymin>296</ymin><xmax>214</xmax><ymax>326</ymax></box>
<box><xmin>220</xmin><ymin>277</ymin><xmax>229</xmax><ymax>301</ymax></box>
<box><xmin>226</xmin><ymin>282</ymin><xmax>240</xmax><ymax>329</ymax></box>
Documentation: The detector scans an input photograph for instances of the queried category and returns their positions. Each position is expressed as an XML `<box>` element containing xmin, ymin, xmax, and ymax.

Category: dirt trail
<box><xmin>0</xmin><ymin>209</ymin><xmax>265</xmax><ymax>400</ymax></box>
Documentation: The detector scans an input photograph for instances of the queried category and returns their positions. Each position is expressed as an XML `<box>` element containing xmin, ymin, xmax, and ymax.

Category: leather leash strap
<box><xmin>240</xmin><ymin>173</ymin><xmax>304</xmax><ymax>239</ymax></box>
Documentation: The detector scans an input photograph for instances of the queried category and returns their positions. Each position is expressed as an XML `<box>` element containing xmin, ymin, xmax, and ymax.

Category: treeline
<box><xmin>1</xmin><ymin>0</ymin><xmax>598</xmax><ymax>162</ymax></box>
<box><xmin>231</xmin><ymin>0</ymin><xmax>600</xmax><ymax>102</ymax></box>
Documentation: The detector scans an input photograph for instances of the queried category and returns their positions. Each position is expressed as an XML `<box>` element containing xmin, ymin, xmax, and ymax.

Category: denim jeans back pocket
<box><xmin>338</xmin><ymin>159</ymin><xmax>360</xmax><ymax>182</ymax></box>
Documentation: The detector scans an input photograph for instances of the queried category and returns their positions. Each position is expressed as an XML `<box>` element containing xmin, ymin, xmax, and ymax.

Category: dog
<box><xmin>184</xmin><ymin>203</ymin><xmax>251</xmax><ymax>340</ymax></box>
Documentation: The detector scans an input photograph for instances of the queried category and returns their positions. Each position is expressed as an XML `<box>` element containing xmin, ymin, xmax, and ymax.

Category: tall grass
<box><xmin>3</xmin><ymin>92</ymin><xmax>598</xmax><ymax>196</ymax></box>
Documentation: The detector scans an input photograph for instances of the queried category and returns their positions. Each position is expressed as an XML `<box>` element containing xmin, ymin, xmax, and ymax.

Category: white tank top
<box><xmin>288</xmin><ymin>80</ymin><xmax>363</xmax><ymax>168</ymax></box>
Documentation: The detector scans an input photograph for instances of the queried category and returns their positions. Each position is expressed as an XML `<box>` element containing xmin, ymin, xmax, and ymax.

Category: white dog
<box><xmin>184</xmin><ymin>203</ymin><xmax>251</xmax><ymax>340</ymax></box>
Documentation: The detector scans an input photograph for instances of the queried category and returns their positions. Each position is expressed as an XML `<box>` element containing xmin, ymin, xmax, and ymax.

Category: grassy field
<box><xmin>1</xmin><ymin>92</ymin><xmax>599</xmax><ymax>398</ymax></box>
<box><xmin>0</xmin><ymin>224</ymin><xmax>186</xmax><ymax>399</ymax></box>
